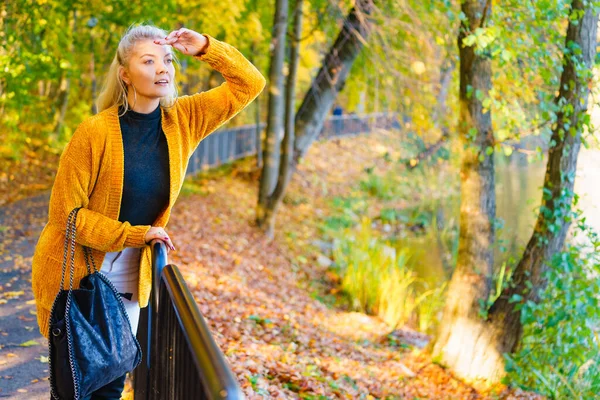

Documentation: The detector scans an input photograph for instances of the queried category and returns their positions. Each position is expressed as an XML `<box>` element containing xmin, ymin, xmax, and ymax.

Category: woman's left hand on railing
<box><xmin>144</xmin><ymin>227</ymin><xmax>176</xmax><ymax>253</ymax></box>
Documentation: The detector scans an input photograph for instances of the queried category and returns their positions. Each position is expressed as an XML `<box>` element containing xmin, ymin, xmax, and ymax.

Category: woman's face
<box><xmin>121</xmin><ymin>39</ymin><xmax>176</xmax><ymax>100</ymax></box>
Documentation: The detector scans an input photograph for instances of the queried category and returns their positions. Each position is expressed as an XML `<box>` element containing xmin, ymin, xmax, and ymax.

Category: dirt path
<box><xmin>0</xmin><ymin>192</ymin><xmax>51</xmax><ymax>399</ymax></box>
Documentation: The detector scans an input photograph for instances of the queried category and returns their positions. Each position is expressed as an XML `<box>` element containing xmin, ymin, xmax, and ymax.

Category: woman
<box><xmin>31</xmin><ymin>24</ymin><xmax>265</xmax><ymax>399</ymax></box>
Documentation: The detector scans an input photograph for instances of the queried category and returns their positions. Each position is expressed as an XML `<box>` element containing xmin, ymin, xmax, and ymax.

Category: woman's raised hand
<box><xmin>153</xmin><ymin>28</ymin><xmax>209</xmax><ymax>56</ymax></box>
<box><xmin>144</xmin><ymin>226</ymin><xmax>176</xmax><ymax>253</ymax></box>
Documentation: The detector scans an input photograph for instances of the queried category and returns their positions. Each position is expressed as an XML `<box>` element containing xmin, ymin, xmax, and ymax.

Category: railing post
<box><xmin>133</xmin><ymin>305</ymin><xmax>149</xmax><ymax>399</ymax></box>
<box><xmin>133</xmin><ymin>241</ymin><xmax>168</xmax><ymax>400</ymax></box>
<box><xmin>149</xmin><ymin>241</ymin><xmax>168</xmax><ymax>400</ymax></box>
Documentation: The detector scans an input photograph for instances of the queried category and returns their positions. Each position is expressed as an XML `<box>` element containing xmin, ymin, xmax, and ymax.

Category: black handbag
<box><xmin>48</xmin><ymin>207</ymin><xmax>142</xmax><ymax>400</ymax></box>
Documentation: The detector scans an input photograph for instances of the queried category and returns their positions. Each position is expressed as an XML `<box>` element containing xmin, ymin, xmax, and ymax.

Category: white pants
<box><xmin>100</xmin><ymin>247</ymin><xmax>141</xmax><ymax>335</ymax></box>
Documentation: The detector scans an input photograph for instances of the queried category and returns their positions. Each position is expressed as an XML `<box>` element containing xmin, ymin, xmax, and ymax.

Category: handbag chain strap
<box><xmin>58</xmin><ymin>208</ymin><xmax>78</xmax><ymax>292</ymax></box>
<box><xmin>83</xmin><ymin>246</ymin><xmax>98</xmax><ymax>274</ymax></box>
<box><xmin>59</xmin><ymin>208</ymin><xmax>100</xmax><ymax>317</ymax></box>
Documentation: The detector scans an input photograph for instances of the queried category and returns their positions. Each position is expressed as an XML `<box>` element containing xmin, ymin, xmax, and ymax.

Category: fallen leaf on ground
<box><xmin>19</xmin><ymin>340</ymin><xmax>39</xmax><ymax>347</ymax></box>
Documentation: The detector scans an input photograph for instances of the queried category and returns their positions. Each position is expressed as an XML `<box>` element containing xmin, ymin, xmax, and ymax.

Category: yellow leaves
<box><xmin>0</xmin><ymin>291</ymin><xmax>24</xmax><ymax>300</ymax></box>
<box><xmin>19</xmin><ymin>340</ymin><xmax>40</xmax><ymax>347</ymax></box>
<box><xmin>232</xmin><ymin>254</ymin><xmax>243</xmax><ymax>265</ymax></box>
<box><xmin>242</xmin><ymin>12</ymin><xmax>266</xmax><ymax>44</ymax></box>
<box><xmin>38</xmin><ymin>54</ymin><xmax>52</xmax><ymax>64</ymax></box>
<box><xmin>325</xmin><ymin>271</ymin><xmax>341</xmax><ymax>284</ymax></box>
<box><xmin>0</xmin><ymin>289</ymin><xmax>34</xmax><ymax>307</ymax></box>
<box><xmin>411</xmin><ymin>61</ymin><xmax>426</xmax><ymax>75</ymax></box>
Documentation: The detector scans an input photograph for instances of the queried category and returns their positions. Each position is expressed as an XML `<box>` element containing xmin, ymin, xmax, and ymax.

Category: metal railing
<box><xmin>319</xmin><ymin>112</ymin><xmax>400</xmax><ymax>139</ymax></box>
<box><xmin>133</xmin><ymin>241</ymin><xmax>244</xmax><ymax>399</ymax></box>
<box><xmin>186</xmin><ymin>113</ymin><xmax>399</xmax><ymax>175</ymax></box>
<box><xmin>187</xmin><ymin>124</ymin><xmax>265</xmax><ymax>175</ymax></box>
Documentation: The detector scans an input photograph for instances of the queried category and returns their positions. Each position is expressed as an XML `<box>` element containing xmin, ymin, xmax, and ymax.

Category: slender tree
<box><xmin>255</xmin><ymin>0</ymin><xmax>375</xmax><ymax>237</ymax></box>
<box><xmin>256</xmin><ymin>0</ymin><xmax>304</xmax><ymax>236</ymax></box>
<box><xmin>432</xmin><ymin>0</ymin><xmax>496</xmax><ymax>377</ymax></box>
<box><xmin>256</xmin><ymin>0</ymin><xmax>289</xmax><ymax>236</ymax></box>
<box><xmin>53</xmin><ymin>8</ymin><xmax>76</xmax><ymax>137</ymax></box>
<box><xmin>293</xmin><ymin>0</ymin><xmax>375</xmax><ymax>162</ymax></box>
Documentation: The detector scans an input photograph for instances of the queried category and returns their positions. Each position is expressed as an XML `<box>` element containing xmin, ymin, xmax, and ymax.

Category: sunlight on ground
<box><xmin>317</xmin><ymin>311</ymin><xmax>389</xmax><ymax>342</ymax></box>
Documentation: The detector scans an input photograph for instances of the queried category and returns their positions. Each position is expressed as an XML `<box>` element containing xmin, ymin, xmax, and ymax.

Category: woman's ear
<box><xmin>119</xmin><ymin>66</ymin><xmax>130</xmax><ymax>86</ymax></box>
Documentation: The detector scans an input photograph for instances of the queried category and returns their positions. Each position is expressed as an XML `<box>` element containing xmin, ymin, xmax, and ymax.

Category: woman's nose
<box><xmin>157</xmin><ymin>61</ymin><xmax>169</xmax><ymax>73</ymax></box>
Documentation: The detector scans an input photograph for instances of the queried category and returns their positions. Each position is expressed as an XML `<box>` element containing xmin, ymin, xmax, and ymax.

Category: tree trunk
<box><xmin>255</xmin><ymin>88</ymin><xmax>262</xmax><ymax>169</ymax></box>
<box><xmin>53</xmin><ymin>74</ymin><xmax>70</xmax><ymax>138</ymax></box>
<box><xmin>53</xmin><ymin>10</ymin><xmax>76</xmax><ymax>138</ymax></box>
<box><xmin>256</xmin><ymin>0</ymin><xmax>374</xmax><ymax>237</ymax></box>
<box><xmin>484</xmin><ymin>0</ymin><xmax>599</xmax><ymax>378</ymax></box>
<box><xmin>432</xmin><ymin>56</ymin><xmax>454</xmax><ymax>132</ymax></box>
<box><xmin>433</xmin><ymin>0</ymin><xmax>598</xmax><ymax>382</ymax></box>
<box><xmin>432</xmin><ymin>0</ymin><xmax>496</xmax><ymax>378</ymax></box>
<box><xmin>257</xmin><ymin>0</ymin><xmax>304</xmax><ymax>235</ymax></box>
<box><xmin>407</xmin><ymin>57</ymin><xmax>453</xmax><ymax>170</ymax></box>
<box><xmin>293</xmin><ymin>0</ymin><xmax>375</xmax><ymax>163</ymax></box>
<box><xmin>90</xmin><ymin>30</ymin><xmax>97</xmax><ymax>115</ymax></box>
<box><xmin>249</xmin><ymin>42</ymin><xmax>263</xmax><ymax>169</ymax></box>
<box><xmin>256</xmin><ymin>0</ymin><xmax>288</xmax><ymax>237</ymax></box>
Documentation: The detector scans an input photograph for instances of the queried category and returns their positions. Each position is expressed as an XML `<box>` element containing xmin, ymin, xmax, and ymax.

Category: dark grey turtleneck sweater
<box><xmin>117</xmin><ymin>105</ymin><xmax>170</xmax><ymax>226</ymax></box>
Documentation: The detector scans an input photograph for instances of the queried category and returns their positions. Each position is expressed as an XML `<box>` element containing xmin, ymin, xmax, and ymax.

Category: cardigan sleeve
<box><xmin>47</xmin><ymin>125</ymin><xmax>151</xmax><ymax>251</ymax></box>
<box><xmin>177</xmin><ymin>34</ymin><xmax>266</xmax><ymax>148</ymax></box>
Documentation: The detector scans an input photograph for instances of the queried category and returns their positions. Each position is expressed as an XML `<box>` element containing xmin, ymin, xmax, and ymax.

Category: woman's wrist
<box><xmin>142</xmin><ymin>225</ymin><xmax>153</xmax><ymax>245</ymax></box>
<box><xmin>194</xmin><ymin>34</ymin><xmax>210</xmax><ymax>56</ymax></box>
<box><xmin>193</xmin><ymin>34</ymin><xmax>230</xmax><ymax>68</ymax></box>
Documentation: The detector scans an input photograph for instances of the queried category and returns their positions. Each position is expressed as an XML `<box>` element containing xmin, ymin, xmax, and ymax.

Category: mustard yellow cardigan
<box><xmin>31</xmin><ymin>34</ymin><xmax>266</xmax><ymax>339</ymax></box>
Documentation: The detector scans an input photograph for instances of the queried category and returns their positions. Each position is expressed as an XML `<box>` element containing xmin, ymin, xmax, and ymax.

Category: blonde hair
<box><xmin>96</xmin><ymin>24</ymin><xmax>179</xmax><ymax>115</ymax></box>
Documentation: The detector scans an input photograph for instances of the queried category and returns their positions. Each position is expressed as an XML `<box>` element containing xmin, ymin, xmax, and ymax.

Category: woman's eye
<box><xmin>144</xmin><ymin>60</ymin><xmax>153</xmax><ymax>64</ymax></box>
<box><xmin>166</xmin><ymin>59</ymin><xmax>173</xmax><ymax>63</ymax></box>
